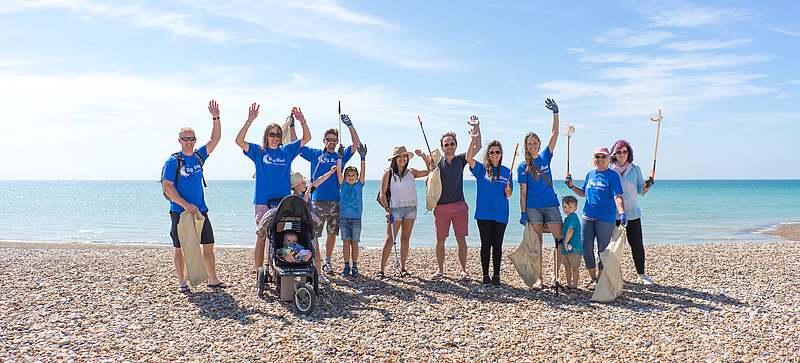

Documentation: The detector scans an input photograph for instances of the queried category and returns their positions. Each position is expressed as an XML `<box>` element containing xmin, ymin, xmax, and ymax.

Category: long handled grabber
<box><xmin>389</xmin><ymin>214</ymin><xmax>401</xmax><ymax>274</ymax></box>
<box><xmin>338</xmin><ymin>101</ymin><xmax>343</xmax><ymax>150</ymax></box>
<box><xmin>647</xmin><ymin>110</ymin><xmax>662</xmax><ymax>187</ymax></box>
<box><xmin>417</xmin><ymin>115</ymin><xmax>434</xmax><ymax>156</ymax></box>
<box><xmin>562</xmin><ymin>124</ymin><xmax>575</xmax><ymax>187</ymax></box>
<box><xmin>506</xmin><ymin>143</ymin><xmax>519</xmax><ymax>197</ymax></box>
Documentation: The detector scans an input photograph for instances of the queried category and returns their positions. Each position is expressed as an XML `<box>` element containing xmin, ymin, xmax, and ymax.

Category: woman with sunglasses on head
<box><xmin>235</xmin><ymin>104</ymin><xmax>312</xmax><ymax>272</ymax></box>
<box><xmin>518</xmin><ymin>98</ymin><xmax>562</xmax><ymax>289</ymax></box>
<box><xmin>465</xmin><ymin>125</ymin><xmax>512</xmax><ymax>286</ymax></box>
<box><xmin>609</xmin><ymin>140</ymin><xmax>654</xmax><ymax>285</ymax></box>
<box><xmin>565</xmin><ymin>147</ymin><xmax>625</xmax><ymax>287</ymax></box>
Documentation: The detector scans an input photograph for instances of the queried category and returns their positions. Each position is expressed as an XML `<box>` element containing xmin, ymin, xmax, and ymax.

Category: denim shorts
<box><xmin>526</xmin><ymin>206</ymin><xmax>563</xmax><ymax>225</ymax></box>
<box><xmin>390</xmin><ymin>206</ymin><xmax>417</xmax><ymax>220</ymax></box>
<box><xmin>340</xmin><ymin>217</ymin><xmax>362</xmax><ymax>243</ymax></box>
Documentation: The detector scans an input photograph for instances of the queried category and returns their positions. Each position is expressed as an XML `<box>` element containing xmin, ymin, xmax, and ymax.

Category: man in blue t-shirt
<box><xmin>293</xmin><ymin>114</ymin><xmax>361</xmax><ymax>275</ymax></box>
<box><xmin>431</xmin><ymin>116</ymin><xmax>482</xmax><ymax>280</ymax></box>
<box><xmin>161</xmin><ymin>100</ymin><xmax>229</xmax><ymax>293</ymax></box>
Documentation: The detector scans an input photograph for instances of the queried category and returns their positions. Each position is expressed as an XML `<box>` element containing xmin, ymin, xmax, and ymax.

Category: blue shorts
<box><xmin>340</xmin><ymin>217</ymin><xmax>362</xmax><ymax>243</ymax></box>
<box><xmin>526</xmin><ymin>206</ymin><xmax>563</xmax><ymax>225</ymax></box>
<box><xmin>390</xmin><ymin>206</ymin><xmax>417</xmax><ymax>220</ymax></box>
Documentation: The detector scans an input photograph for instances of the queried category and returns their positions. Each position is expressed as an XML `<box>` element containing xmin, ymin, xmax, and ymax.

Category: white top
<box><xmin>389</xmin><ymin>171</ymin><xmax>417</xmax><ymax>208</ymax></box>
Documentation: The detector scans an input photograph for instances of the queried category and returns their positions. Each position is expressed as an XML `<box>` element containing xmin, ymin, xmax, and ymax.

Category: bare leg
<box><xmin>202</xmin><ymin>243</ymin><xmax>228</xmax><ymax>286</ymax></box>
<box><xmin>531</xmin><ymin>223</ymin><xmax>545</xmax><ymax>287</ymax></box>
<box><xmin>342</xmin><ymin>239</ymin><xmax>352</xmax><ymax>263</ymax></box>
<box><xmin>325</xmin><ymin>233</ymin><xmax>336</xmax><ymax>259</ymax></box>
<box><xmin>351</xmin><ymin>242</ymin><xmax>359</xmax><ymax>263</ymax></box>
<box><xmin>315</xmin><ymin>239</ymin><xmax>322</xmax><ymax>275</ymax></box>
<box><xmin>435</xmin><ymin>237</ymin><xmax>446</xmax><ymax>275</ymax></box>
<box><xmin>174</xmin><ymin>248</ymin><xmax>186</xmax><ymax>287</ymax></box>
<box><xmin>587</xmin><ymin>267</ymin><xmax>597</xmax><ymax>281</ymax></box>
<box><xmin>455</xmin><ymin>235</ymin><xmax>468</xmax><ymax>273</ymax></box>
<box><xmin>254</xmin><ymin>236</ymin><xmax>266</xmax><ymax>270</ymax></box>
<box><xmin>399</xmin><ymin>219</ymin><xmax>415</xmax><ymax>271</ymax></box>
<box><xmin>564</xmin><ymin>264</ymin><xmax>572</xmax><ymax>287</ymax></box>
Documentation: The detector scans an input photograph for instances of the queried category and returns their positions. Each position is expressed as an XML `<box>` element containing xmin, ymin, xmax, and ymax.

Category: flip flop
<box><xmin>400</xmin><ymin>269</ymin><xmax>411</xmax><ymax>278</ymax></box>
<box><xmin>207</xmin><ymin>282</ymin><xmax>232</xmax><ymax>289</ymax></box>
<box><xmin>178</xmin><ymin>285</ymin><xmax>190</xmax><ymax>293</ymax></box>
<box><xmin>430</xmin><ymin>272</ymin><xmax>444</xmax><ymax>281</ymax></box>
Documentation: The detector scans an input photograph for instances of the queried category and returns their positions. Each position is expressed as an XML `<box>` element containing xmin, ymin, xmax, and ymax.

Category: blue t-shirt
<box><xmin>162</xmin><ymin>146</ymin><xmax>209</xmax><ymax>213</ymax></box>
<box><xmin>301</xmin><ymin>145</ymin><xmax>354</xmax><ymax>201</ymax></box>
<box><xmin>470</xmin><ymin>161</ymin><xmax>512</xmax><ymax>224</ymax></box>
<box><xmin>581</xmin><ymin>168</ymin><xmax>624</xmax><ymax>223</ymax></box>
<box><xmin>244</xmin><ymin>140</ymin><xmax>302</xmax><ymax>205</ymax></box>
<box><xmin>561</xmin><ymin>212</ymin><xmax>583</xmax><ymax>255</ymax></box>
<box><xmin>339</xmin><ymin>180</ymin><xmax>363</xmax><ymax>219</ymax></box>
<box><xmin>517</xmin><ymin>146</ymin><xmax>559</xmax><ymax>209</ymax></box>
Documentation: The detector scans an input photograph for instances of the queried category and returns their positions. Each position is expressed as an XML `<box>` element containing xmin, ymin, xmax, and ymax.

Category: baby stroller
<box><xmin>256</xmin><ymin>195</ymin><xmax>319</xmax><ymax>314</ymax></box>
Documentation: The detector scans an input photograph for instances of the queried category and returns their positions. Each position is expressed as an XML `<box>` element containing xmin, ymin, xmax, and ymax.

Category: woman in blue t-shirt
<box><xmin>518</xmin><ymin>98</ymin><xmax>561</xmax><ymax>289</ymax></box>
<box><xmin>565</xmin><ymin>146</ymin><xmax>626</xmax><ymax>286</ymax></box>
<box><xmin>466</xmin><ymin>128</ymin><xmax>512</xmax><ymax>286</ymax></box>
<box><xmin>235</xmin><ymin>104</ymin><xmax>312</xmax><ymax>272</ymax></box>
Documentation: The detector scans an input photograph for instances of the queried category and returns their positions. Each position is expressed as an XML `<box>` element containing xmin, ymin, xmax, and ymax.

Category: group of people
<box><xmin>161</xmin><ymin>99</ymin><xmax>655</xmax><ymax>294</ymax></box>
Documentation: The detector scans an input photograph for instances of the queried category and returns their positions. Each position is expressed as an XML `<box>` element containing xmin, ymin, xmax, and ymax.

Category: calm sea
<box><xmin>1</xmin><ymin>180</ymin><xmax>798</xmax><ymax>248</ymax></box>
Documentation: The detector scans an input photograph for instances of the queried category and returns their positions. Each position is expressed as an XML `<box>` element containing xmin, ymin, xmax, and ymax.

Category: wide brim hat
<box><xmin>290</xmin><ymin>172</ymin><xmax>306</xmax><ymax>188</ymax></box>
<box><xmin>388</xmin><ymin>146</ymin><xmax>415</xmax><ymax>161</ymax></box>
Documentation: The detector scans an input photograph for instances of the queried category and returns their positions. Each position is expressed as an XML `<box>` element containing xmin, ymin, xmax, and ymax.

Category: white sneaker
<box><xmin>322</xmin><ymin>262</ymin><xmax>334</xmax><ymax>275</ymax></box>
<box><xmin>638</xmin><ymin>274</ymin><xmax>654</xmax><ymax>285</ymax></box>
<box><xmin>319</xmin><ymin>274</ymin><xmax>331</xmax><ymax>285</ymax></box>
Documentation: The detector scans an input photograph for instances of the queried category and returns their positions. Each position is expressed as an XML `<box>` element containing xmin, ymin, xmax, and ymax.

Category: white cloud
<box><xmin>594</xmin><ymin>28</ymin><xmax>676</xmax><ymax>47</ymax></box>
<box><xmin>641</xmin><ymin>3</ymin><xmax>758</xmax><ymax>28</ymax></box>
<box><xmin>770</xmin><ymin>27</ymin><xmax>800</xmax><ymax>37</ymax></box>
<box><xmin>662</xmin><ymin>38</ymin><xmax>752</xmax><ymax>52</ymax></box>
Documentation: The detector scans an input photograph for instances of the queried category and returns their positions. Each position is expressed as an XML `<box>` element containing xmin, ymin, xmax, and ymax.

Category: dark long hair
<box><xmin>482</xmin><ymin>140</ymin><xmax>503</xmax><ymax>182</ymax></box>
<box><xmin>610</xmin><ymin>139</ymin><xmax>634</xmax><ymax>165</ymax></box>
<box><xmin>390</xmin><ymin>155</ymin><xmax>408</xmax><ymax>181</ymax></box>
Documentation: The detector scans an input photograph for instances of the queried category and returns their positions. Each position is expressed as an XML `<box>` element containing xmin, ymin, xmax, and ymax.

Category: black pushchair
<box><xmin>256</xmin><ymin>195</ymin><xmax>319</xmax><ymax>314</ymax></box>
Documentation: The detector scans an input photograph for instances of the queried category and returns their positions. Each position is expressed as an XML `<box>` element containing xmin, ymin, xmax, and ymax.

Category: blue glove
<box><xmin>564</xmin><ymin>175</ymin><xmax>573</xmax><ymax>188</ymax></box>
<box><xmin>545</xmin><ymin>98</ymin><xmax>559</xmax><ymax>113</ymax></box>
<box><xmin>340</xmin><ymin>114</ymin><xmax>353</xmax><ymax>127</ymax></box>
<box><xmin>620</xmin><ymin>213</ymin><xmax>628</xmax><ymax>228</ymax></box>
<box><xmin>519</xmin><ymin>212</ymin><xmax>527</xmax><ymax>226</ymax></box>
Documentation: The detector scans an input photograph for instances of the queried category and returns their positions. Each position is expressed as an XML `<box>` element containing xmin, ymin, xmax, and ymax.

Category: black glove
<box><xmin>357</xmin><ymin>144</ymin><xmax>367</xmax><ymax>159</ymax></box>
<box><xmin>645</xmin><ymin>177</ymin><xmax>655</xmax><ymax>188</ymax></box>
<box><xmin>337</xmin><ymin>144</ymin><xmax>344</xmax><ymax>158</ymax></box>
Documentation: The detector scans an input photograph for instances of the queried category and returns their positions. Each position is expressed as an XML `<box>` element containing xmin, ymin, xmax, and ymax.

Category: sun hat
<box><xmin>593</xmin><ymin>147</ymin><xmax>610</xmax><ymax>155</ymax></box>
<box><xmin>387</xmin><ymin>146</ymin><xmax>415</xmax><ymax>161</ymax></box>
<box><xmin>290</xmin><ymin>172</ymin><xmax>306</xmax><ymax>188</ymax></box>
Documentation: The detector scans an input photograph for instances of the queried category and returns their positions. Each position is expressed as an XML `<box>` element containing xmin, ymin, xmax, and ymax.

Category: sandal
<box><xmin>376</xmin><ymin>271</ymin><xmax>385</xmax><ymax>279</ymax></box>
<box><xmin>400</xmin><ymin>269</ymin><xmax>411</xmax><ymax>278</ymax></box>
<box><xmin>430</xmin><ymin>272</ymin><xmax>444</xmax><ymax>281</ymax></box>
<box><xmin>460</xmin><ymin>271</ymin><xmax>470</xmax><ymax>280</ymax></box>
<box><xmin>178</xmin><ymin>285</ymin><xmax>190</xmax><ymax>293</ymax></box>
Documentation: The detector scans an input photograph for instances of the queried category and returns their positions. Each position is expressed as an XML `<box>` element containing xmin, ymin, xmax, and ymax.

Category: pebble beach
<box><xmin>2</xmin><ymin>236</ymin><xmax>799</xmax><ymax>362</ymax></box>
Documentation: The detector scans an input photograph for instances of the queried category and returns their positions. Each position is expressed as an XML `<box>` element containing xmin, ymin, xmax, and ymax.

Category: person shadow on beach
<box><xmin>186</xmin><ymin>289</ymin><xmax>289</xmax><ymax>326</ymax></box>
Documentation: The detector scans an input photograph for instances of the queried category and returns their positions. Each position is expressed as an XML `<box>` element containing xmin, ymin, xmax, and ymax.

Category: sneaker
<box><xmin>491</xmin><ymin>275</ymin><xmax>501</xmax><ymax>286</ymax></box>
<box><xmin>351</xmin><ymin>266</ymin><xmax>360</xmax><ymax>277</ymax></box>
<box><xmin>322</xmin><ymin>262</ymin><xmax>334</xmax><ymax>275</ymax></box>
<box><xmin>482</xmin><ymin>275</ymin><xmax>491</xmax><ymax>285</ymax></box>
<box><xmin>341</xmin><ymin>266</ymin><xmax>351</xmax><ymax>277</ymax></box>
<box><xmin>638</xmin><ymin>274</ymin><xmax>654</xmax><ymax>285</ymax></box>
<box><xmin>318</xmin><ymin>274</ymin><xmax>331</xmax><ymax>285</ymax></box>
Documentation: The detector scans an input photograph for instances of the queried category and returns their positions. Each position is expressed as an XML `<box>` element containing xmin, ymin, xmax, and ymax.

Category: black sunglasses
<box><xmin>442</xmin><ymin>142</ymin><xmax>456</xmax><ymax>147</ymax></box>
<box><xmin>594</xmin><ymin>154</ymin><xmax>608</xmax><ymax>159</ymax></box>
<box><xmin>488</xmin><ymin>150</ymin><xmax>502</xmax><ymax>155</ymax></box>
<box><xmin>180</xmin><ymin>137</ymin><xmax>196</xmax><ymax>141</ymax></box>
<box><xmin>268</xmin><ymin>132</ymin><xmax>282</xmax><ymax>138</ymax></box>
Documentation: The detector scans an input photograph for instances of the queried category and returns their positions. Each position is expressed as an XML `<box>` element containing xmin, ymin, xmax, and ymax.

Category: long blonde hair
<box><xmin>482</xmin><ymin>140</ymin><xmax>503</xmax><ymax>182</ymax></box>
<box><xmin>261</xmin><ymin>123</ymin><xmax>283</xmax><ymax>150</ymax></box>
<box><xmin>523</xmin><ymin>132</ymin><xmax>544</xmax><ymax>181</ymax></box>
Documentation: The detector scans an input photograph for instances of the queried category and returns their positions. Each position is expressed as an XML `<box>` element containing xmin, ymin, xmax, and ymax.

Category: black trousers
<box><xmin>617</xmin><ymin>218</ymin><xmax>645</xmax><ymax>274</ymax></box>
<box><xmin>477</xmin><ymin>219</ymin><xmax>507</xmax><ymax>277</ymax></box>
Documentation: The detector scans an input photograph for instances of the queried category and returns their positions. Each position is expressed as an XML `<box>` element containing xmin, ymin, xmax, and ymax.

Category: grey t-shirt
<box><xmin>437</xmin><ymin>153</ymin><xmax>468</xmax><ymax>205</ymax></box>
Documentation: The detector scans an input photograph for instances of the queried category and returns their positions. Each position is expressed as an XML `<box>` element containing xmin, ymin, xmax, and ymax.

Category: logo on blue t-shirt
<box><xmin>263</xmin><ymin>154</ymin><xmax>287</xmax><ymax>165</ymax></box>
<box><xmin>587</xmin><ymin>179</ymin><xmax>607</xmax><ymax>189</ymax></box>
<box><xmin>485</xmin><ymin>173</ymin><xmax>509</xmax><ymax>184</ymax></box>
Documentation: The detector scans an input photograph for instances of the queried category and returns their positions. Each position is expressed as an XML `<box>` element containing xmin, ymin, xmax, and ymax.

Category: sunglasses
<box><xmin>268</xmin><ymin>132</ymin><xmax>282</xmax><ymax>138</ymax></box>
<box><xmin>442</xmin><ymin>142</ymin><xmax>456</xmax><ymax>147</ymax></box>
<box><xmin>180</xmin><ymin>137</ymin><xmax>196</xmax><ymax>141</ymax></box>
<box><xmin>325</xmin><ymin>137</ymin><xmax>338</xmax><ymax>142</ymax></box>
<box><xmin>488</xmin><ymin>150</ymin><xmax>502</xmax><ymax>155</ymax></box>
<box><xmin>615</xmin><ymin>150</ymin><xmax>628</xmax><ymax>155</ymax></box>
<box><xmin>594</xmin><ymin>154</ymin><xmax>608</xmax><ymax>159</ymax></box>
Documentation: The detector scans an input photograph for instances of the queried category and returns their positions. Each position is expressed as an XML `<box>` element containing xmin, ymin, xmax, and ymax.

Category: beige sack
<box><xmin>509</xmin><ymin>222</ymin><xmax>541</xmax><ymax>288</ymax></box>
<box><xmin>177</xmin><ymin>212</ymin><xmax>210</xmax><ymax>286</ymax></box>
<box><xmin>590</xmin><ymin>226</ymin><xmax>626</xmax><ymax>302</ymax></box>
<box><xmin>280</xmin><ymin>118</ymin><xmax>293</xmax><ymax>145</ymax></box>
<box><xmin>425</xmin><ymin>149</ymin><xmax>443</xmax><ymax>211</ymax></box>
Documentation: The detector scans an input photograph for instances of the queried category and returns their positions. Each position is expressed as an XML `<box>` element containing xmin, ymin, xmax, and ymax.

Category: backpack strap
<box><xmin>193</xmin><ymin>151</ymin><xmax>207</xmax><ymax>187</ymax></box>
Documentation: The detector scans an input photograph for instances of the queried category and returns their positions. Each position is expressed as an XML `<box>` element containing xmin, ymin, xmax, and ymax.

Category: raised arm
<box><xmin>340</xmin><ymin>114</ymin><xmax>361</xmax><ymax>152</ymax></box>
<box><xmin>545</xmin><ymin>98</ymin><xmax>559</xmax><ymax>151</ymax></box>
<box><xmin>288</xmin><ymin>114</ymin><xmax>298</xmax><ymax>142</ymax></box>
<box><xmin>312</xmin><ymin>166</ymin><xmax>337</xmax><ymax>189</ymax></box>
<box><xmin>468</xmin><ymin>115</ymin><xmax>482</xmax><ymax>156</ymax></box>
<box><xmin>205</xmin><ymin>100</ymin><xmax>222</xmax><ymax>154</ymax></box>
<box><xmin>235</xmin><ymin>102</ymin><xmax>260</xmax><ymax>152</ymax></box>
<box><xmin>465</xmin><ymin>128</ymin><xmax>479</xmax><ymax>169</ymax></box>
<box><xmin>292</xmin><ymin>107</ymin><xmax>312</xmax><ymax>147</ymax></box>
<box><xmin>336</xmin><ymin>155</ymin><xmax>343</xmax><ymax>185</ymax></box>
<box><xmin>411</xmin><ymin>149</ymin><xmax>431</xmax><ymax>178</ymax></box>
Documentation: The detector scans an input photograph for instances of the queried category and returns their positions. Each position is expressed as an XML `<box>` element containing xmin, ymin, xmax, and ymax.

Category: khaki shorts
<box><xmin>562</xmin><ymin>253</ymin><xmax>582</xmax><ymax>268</ymax></box>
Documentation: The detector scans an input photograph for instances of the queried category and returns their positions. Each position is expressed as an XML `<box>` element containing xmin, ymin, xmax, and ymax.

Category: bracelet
<box><xmin>360</xmin><ymin>156</ymin><xmax>366</xmax><ymax>161</ymax></box>
<box><xmin>245</xmin><ymin>120</ymin><xmax>252</xmax><ymax>124</ymax></box>
<box><xmin>213</xmin><ymin>116</ymin><xmax>220</xmax><ymax>120</ymax></box>
<box><xmin>553</xmin><ymin>110</ymin><xmax>559</xmax><ymax>114</ymax></box>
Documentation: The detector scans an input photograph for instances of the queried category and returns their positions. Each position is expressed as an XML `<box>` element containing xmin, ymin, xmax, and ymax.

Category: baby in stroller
<box><xmin>277</xmin><ymin>230</ymin><xmax>312</xmax><ymax>263</ymax></box>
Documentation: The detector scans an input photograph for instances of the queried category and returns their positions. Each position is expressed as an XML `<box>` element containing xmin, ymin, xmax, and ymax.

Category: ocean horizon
<box><xmin>2</xmin><ymin>179</ymin><xmax>798</xmax><ymax>248</ymax></box>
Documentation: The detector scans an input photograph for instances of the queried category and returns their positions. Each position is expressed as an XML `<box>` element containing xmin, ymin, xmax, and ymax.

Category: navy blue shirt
<box><xmin>438</xmin><ymin>153</ymin><xmax>468</xmax><ymax>205</ymax></box>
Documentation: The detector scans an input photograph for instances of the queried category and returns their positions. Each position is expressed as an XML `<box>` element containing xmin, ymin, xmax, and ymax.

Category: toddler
<box><xmin>561</xmin><ymin>195</ymin><xmax>583</xmax><ymax>289</ymax></box>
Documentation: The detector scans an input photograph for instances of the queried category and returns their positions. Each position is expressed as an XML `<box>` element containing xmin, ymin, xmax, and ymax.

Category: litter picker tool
<box><xmin>647</xmin><ymin>109</ymin><xmax>662</xmax><ymax>187</ymax></box>
<box><xmin>562</xmin><ymin>124</ymin><xmax>575</xmax><ymax>187</ymax></box>
<box><xmin>506</xmin><ymin>143</ymin><xmax>519</xmax><ymax>197</ymax></box>
<box><xmin>417</xmin><ymin>115</ymin><xmax>434</xmax><ymax>156</ymax></box>
<box><xmin>389</xmin><ymin>215</ymin><xmax>401</xmax><ymax>274</ymax></box>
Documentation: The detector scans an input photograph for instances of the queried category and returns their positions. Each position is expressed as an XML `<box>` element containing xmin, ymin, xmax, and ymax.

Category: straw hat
<box><xmin>388</xmin><ymin>146</ymin><xmax>415</xmax><ymax>161</ymax></box>
<box><xmin>290</xmin><ymin>172</ymin><xmax>306</xmax><ymax>188</ymax></box>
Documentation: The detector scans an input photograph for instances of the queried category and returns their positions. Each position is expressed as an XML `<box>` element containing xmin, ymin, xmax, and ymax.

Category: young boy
<box><xmin>277</xmin><ymin>230</ymin><xmax>312</xmax><ymax>263</ymax></box>
<box><xmin>561</xmin><ymin>195</ymin><xmax>583</xmax><ymax>289</ymax></box>
<box><xmin>337</xmin><ymin>144</ymin><xmax>367</xmax><ymax>277</ymax></box>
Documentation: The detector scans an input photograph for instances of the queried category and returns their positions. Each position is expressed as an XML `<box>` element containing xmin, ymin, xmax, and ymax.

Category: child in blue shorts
<box><xmin>561</xmin><ymin>195</ymin><xmax>583</xmax><ymax>289</ymax></box>
<box><xmin>337</xmin><ymin>144</ymin><xmax>367</xmax><ymax>277</ymax></box>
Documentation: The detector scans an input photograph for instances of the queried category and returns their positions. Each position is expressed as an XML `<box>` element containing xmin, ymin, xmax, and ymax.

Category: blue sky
<box><xmin>1</xmin><ymin>0</ymin><xmax>798</xmax><ymax>180</ymax></box>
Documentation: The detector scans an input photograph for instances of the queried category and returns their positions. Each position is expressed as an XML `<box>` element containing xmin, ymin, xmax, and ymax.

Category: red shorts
<box><xmin>433</xmin><ymin>200</ymin><xmax>469</xmax><ymax>239</ymax></box>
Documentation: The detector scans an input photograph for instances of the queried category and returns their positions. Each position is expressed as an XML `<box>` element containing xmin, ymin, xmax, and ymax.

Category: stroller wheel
<box><xmin>294</xmin><ymin>283</ymin><xmax>316</xmax><ymax>315</ymax></box>
<box><xmin>256</xmin><ymin>267</ymin><xmax>265</xmax><ymax>298</ymax></box>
